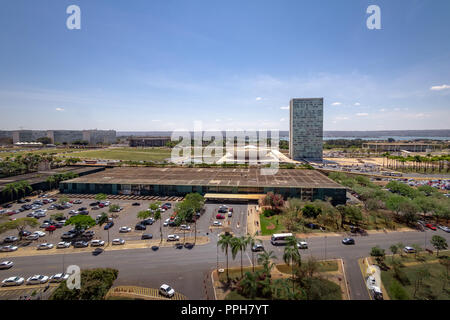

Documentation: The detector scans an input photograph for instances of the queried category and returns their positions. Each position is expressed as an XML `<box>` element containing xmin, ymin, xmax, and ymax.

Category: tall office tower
<box><xmin>289</xmin><ymin>98</ymin><xmax>323</xmax><ymax>161</ymax></box>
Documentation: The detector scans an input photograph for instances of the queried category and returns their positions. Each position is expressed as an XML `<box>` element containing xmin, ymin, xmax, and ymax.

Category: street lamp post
<box><xmin>324</xmin><ymin>236</ymin><xmax>327</xmax><ymax>260</ymax></box>
<box><xmin>216</xmin><ymin>234</ymin><xmax>219</xmax><ymax>272</ymax></box>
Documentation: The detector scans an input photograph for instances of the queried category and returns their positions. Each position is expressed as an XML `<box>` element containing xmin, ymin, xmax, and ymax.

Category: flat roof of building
<box><xmin>63</xmin><ymin>167</ymin><xmax>345</xmax><ymax>189</ymax></box>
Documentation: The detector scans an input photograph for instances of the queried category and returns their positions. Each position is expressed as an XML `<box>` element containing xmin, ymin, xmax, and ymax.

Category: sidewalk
<box><xmin>246</xmin><ymin>205</ymin><xmax>261</xmax><ymax>236</ymax></box>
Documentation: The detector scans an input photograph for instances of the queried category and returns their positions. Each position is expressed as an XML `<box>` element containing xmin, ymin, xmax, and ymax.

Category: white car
<box><xmin>112</xmin><ymin>238</ymin><xmax>125</xmax><ymax>245</ymax></box>
<box><xmin>438</xmin><ymin>225</ymin><xmax>450</xmax><ymax>233</ymax></box>
<box><xmin>56</xmin><ymin>242</ymin><xmax>71</xmax><ymax>249</ymax></box>
<box><xmin>73</xmin><ymin>200</ymin><xmax>83</xmax><ymax>204</ymax></box>
<box><xmin>212</xmin><ymin>221</ymin><xmax>222</xmax><ymax>226</ymax></box>
<box><xmin>0</xmin><ymin>245</ymin><xmax>18</xmax><ymax>252</ymax></box>
<box><xmin>163</xmin><ymin>218</ymin><xmax>170</xmax><ymax>227</ymax></box>
<box><xmin>404</xmin><ymin>246</ymin><xmax>416</xmax><ymax>254</ymax></box>
<box><xmin>2</xmin><ymin>276</ymin><xmax>24</xmax><ymax>287</ymax></box>
<box><xmin>49</xmin><ymin>273</ymin><xmax>70</xmax><ymax>283</ymax></box>
<box><xmin>167</xmin><ymin>234</ymin><xmax>180</xmax><ymax>242</ymax></box>
<box><xmin>159</xmin><ymin>284</ymin><xmax>175</xmax><ymax>298</ymax></box>
<box><xmin>25</xmin><ymin>234</ymin><xmax>39</xmax><ymax>241</ymax></box>
<box><xmin>68</xmin><ymin>210</ymin><xmax>79</xmax><ymax>215</ymax></box>
<box><xmin>297</xmin><ymin>241</ymin><xmax>308</xmax><ymax>249</ymax></box>
<box><xmin>0</xmin><ymin>261</ymin><xmax>14</xmax><ymax>270</ymax></box>
<box><xmin>180</xmin><ymin>225</ymin><xmax>191</xmax><ymax>230</ymax></box>
<box><xmin>90</xmin><ymin>240</ymin><xmax>105</xmax><ymax>247</ymax></box>
<box><xmin>100</xmin><ymin>201</ymin><xmax>110</xmax><ymax>206</ymax></box>
<box><xmin>26</xmin><ymin>275</ymin><xmax>49</xmax><ymax>285</ymax></box>
<box><xmin>33</xmin><ymin>231</ymin><xmax>46</xmax><ymax>237</ymax></box>
<box><xmin>37</xmin><ymin>243</ymin><xmax>53</xmax><ymax>250</ymax></box>
<box><xmin>119</xmin><ymin>226</ymin><xmax>131</xmax><ymax>233</ymax></box>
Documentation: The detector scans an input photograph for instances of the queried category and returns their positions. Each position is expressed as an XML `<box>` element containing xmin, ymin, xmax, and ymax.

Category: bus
<box><xmin>270</xmin><ymin>233</ymin><xmax>294</xmax><ymax>246</ymax></box>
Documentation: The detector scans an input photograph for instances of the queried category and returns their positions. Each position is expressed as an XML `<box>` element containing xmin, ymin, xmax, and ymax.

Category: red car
<box><xmin>99</xmin><ymin>203</ymin><xmax>105</xmax><ymax>208</ymax></box>
<box><xmin>45</xmin><ymin>225</ymin><xmax>57</xmax><ymax>232</ymax></box>
<box><xmin>425</xmin><ymin>224</ymin><xmax>437</xmax><ymax>231</ymax></box>
<box><xmin>216</xmin><ymin>214</ymin><xmax>225</xmax><ymax>219</ymax></box>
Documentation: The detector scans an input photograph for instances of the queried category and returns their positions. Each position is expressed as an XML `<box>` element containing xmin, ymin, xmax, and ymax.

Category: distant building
<box><xmin>289</xmin><ymin>98</ymin><xmax>323</xmax><ymax>161</ymax></box>
<box><xmin>129</xmin><ymin>136</ymin><xmax>171</xmax><ymax>147</ymax></box>
<box><xmin>10</xmin><ymin>130</ymin><xmax>116</xmax><ymax>145</ymax></box>
<box><xmin>362</xmin><ymin>142</ymin><xmax>439</xmax><ymax>153</ymax></box>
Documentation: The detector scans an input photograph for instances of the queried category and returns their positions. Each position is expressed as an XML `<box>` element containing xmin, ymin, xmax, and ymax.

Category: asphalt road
<box><xmin>2</xmin><ymin>222</ymin><xmax>449</xmax><ymax>300</ymax></box>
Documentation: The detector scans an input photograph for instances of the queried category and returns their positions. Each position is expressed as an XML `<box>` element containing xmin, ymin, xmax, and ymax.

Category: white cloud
<box><xmin>55</xmin><ymin>107</ymin><xmax>64</xmax><ymax>112</ymax></box>
<box><xmin>151</xmin><ymin>119</ymin><xmax>161</xmax><ymax>122</ymax></box>
<box><xmin>380</xmin><ymin>108</ymin><xmax>386</xmax><ymax>112</ymax></box>
<box><xmin>356</xmin><ymin>113</ymin><xmax>369</xmax><ymax>116</ymax></box>
<box><xmin>354</xmin><ymin>102</ymin><xmax>361</xmax><ymax>106</ymax></box>
<box><xmin>430</xmin><ymin>84</ymin><xmax>450</xmax><ymax>91</ymax></box>
<box><xmin>280</xmin><ymin>106</ymin><xmax>289</xmax><ymax>110</ymax></box>
<box><xmin>280</xmin><ymin>118</ymin><xmax>286</xmax><ymax>122</ymax></box>
<box><xmin>255</xmin><ymin>97</ymin><xmax>263</xmax><ymax>101</ymax></box>
<box><xmin>331</xmin><ymin>102</ymin><xmax>342</xmax><ymax>106</ymax></box>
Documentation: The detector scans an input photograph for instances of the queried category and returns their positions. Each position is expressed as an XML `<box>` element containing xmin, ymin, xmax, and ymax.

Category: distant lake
<box><xmin>278</xmin><ymin>136</ymin><xmax>449</xmax><ymax>141</ymax></box>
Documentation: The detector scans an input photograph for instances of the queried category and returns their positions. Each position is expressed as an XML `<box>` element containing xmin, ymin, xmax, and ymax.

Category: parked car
<box><xmin>163</xmin><ymin>219</ymin><xmax>170</xmax><ymax>227</ymax></box>
<box><xmin>19</xmin><ymin>230</ymin><xmax>31</xmax><ymax>237</ymax></box>
<box><xmin>216</xmin><ymin>214</ymin><xmax>225</xmax><ymax>219</ymax></box>
<box><xmin>180</xmin><ymin>225</ymin><xmax>191</xmax><ymax>230</ymax></box>
<box><xmin>56</xmin><ymin>242</ymin><xmax>71</xmax><ymax>249</ymax></box>
<box><xmin>167</xmin><ymin>234</ymin><xmax>180</xmax><ymax>242</ymax></box>
<box><xmin>45</xmin><ymin>225</ymin><xmax>57</xmax><ymax>232</ymax></box>
<box><xmin>425</xmin><ymin>224</ymin><xmax>437</xmax><ymax>231</ymax></box>
<box><xmin>26</xmin><ymin>275</ymin><xmax>49</xmax><ymax>285</ymax></box>
<box><xmin>342</xmin><ymin>238</ymin><xmax>355</xmax><ymax>245</ymax></box>
<box><xmin>90</xmin><ymin>240</ymin><xmax>105</xmax><ymax>247</ymax></box>
<box><xmin>159</xmin><ymin>284</ymin><xmax>175</xmax><ymax>298</ymax></box>
<box><xmin>135</xmin><ymin>224</ymin><xmax>146</xmax><ymax>231</ymax></box>
<box><xmin>33</xmin><ymin>231</ymin><xmax>46</xmax><ymax>237</ymax></box>
<box><xmin>73</xmin><ymin>241</ymin><xmax>89</xmax><ymax>248</ymax></box>
<box><xmin>404</xmin><ymin>246</ymin><xmax>416</xmax><ymax>254</ymax></box>
<box><xmin>3</xmin><ymin>236</ymin><xmax>18</xmax><ymax>243</ymax></box>
<box><xmin>132</xmin><ymin>202</ymin><xmax>140</xmax><ymax>206</ymax></box>
<box><xmin>141</xmin><ymin>234</ymin><xmax>153</xmax><ymax>240</ymax></box>
<box><xmin>73</xmin><ymin>200</ymin><xmax>83</xmax><ymax>204</ymax></box>
<box><xmin>25</xmin><ymin>234</ymin><xmax>39</xmax><ymax>241</ymax></box>
<box><xmin>2</xmin><ymin>276</ymin><xmax>24</xmax><ymax>287</ymax></box>
<box><xmin>49</xmin><ymin>273</ymin><xmax>70</xmax><ymax>283</ymax></box>
<box><xmin>61</xmin><ymin>233</ymin><xmax>76</xmax><ymax>240</ymax></box>
<box><xmin>251</xmin><ymin>244</ymin><xmax>264</xmax><ymax>252</ymax></box>
<box><xmin>438</xmin><ymin>225</ymin><xmax>450</xmax><ymax>233</ymax></box>
<box><xmin>142</xmin><ymin>218</ymin><xmax>154</xmax><ymax>225</ymax></box>
<box><xmin>83</xmin><ymin>230</ymin><xmax>95</xmax><ymax>237</ymax></box>
<box><xmin>119</xmin><ymin>226</ymin><xmax>132</xmax><ymax>233</ymax></box>
<box><xmin>89</xmin><ymin>202</ymin><xmax>100</xmax><ymax>206</ymax></box>
<box><xmin>104</xmin><ymin>221</ymin><xmax>114</xmax><ymax>230</ymax></box>
<box><xmin>297</xmin><ymin>241</ymin><xmax>308</xmax><ymax>249</ymax></box>
<box><xmin>37</xmin><ymin>243</ymin><xmax>53</xmax><ymax>250</ymax></box>
<box><xmin>112</xmin><ymin>238</ymin><xmax>125</xmax><ymax>245</ymax></box>
<box><xmin>0</xmin><ymin>261</ymin><xmax>14</xmax><ymax>270</ymax></box>
<box><xmin>212</xmin><ymin>221</ymin><xmax>222</xmax><ymax>226</ymax></box>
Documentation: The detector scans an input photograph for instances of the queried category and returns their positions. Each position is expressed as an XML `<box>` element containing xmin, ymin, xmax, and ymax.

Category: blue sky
<box><xmin>0</xmin><ymin>0</ymin><xmax>449</xmax><ymax>131</ymax></box>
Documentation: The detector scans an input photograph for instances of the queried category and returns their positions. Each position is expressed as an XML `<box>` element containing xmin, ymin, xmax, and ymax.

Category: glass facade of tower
<box><xmin>289</xmin><ymin>98</ymin><xmax>323</xmax><ymax>161</ymax></box>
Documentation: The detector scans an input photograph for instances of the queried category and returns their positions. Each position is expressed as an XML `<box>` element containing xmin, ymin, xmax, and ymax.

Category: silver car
<box><xmin>0</xmin><ymin>261</ymin><xmax>14</xmax><ymax>270</ymax></box>
<box><xmin>37</xmin><ymin>243</ymin><xmax>53</xmax><ymax>250</ymax></box>
<box><xmin>0</xmin><ymin>245</ymin><xmax>18</xmax><ymax>252</ymax></box>
<box><xmin>2</xmin><ymin>276</ymin><xmax>24</xmax><ymax>287</ymax></box>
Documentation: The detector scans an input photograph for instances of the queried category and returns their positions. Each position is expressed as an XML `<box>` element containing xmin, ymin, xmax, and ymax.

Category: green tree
<box><xmin>96</xmin><ymin>212</ymin><xmax>111</xmax><ymax>245</ymax></box>
<box><xmin>95</xmin><ymin>193</ymin><xmax>107</xmax><ymax>202</ymax></box>
<box><xmin>283</xmin><ymin>236</ymin><xmax>301</xmax><ymax>294</ymax></box>
<box><xmin>218</xmin><ymin>233</ymin><xmax>234</xmax><ymax>282</ymax></box>
<box><xmin>390</xmin><ymin>244</ymin><xmax>399</xmax><ymax>262</ymax></box>
<box><xmin>65</xmin><ymin>215</ymin><xmax>96</xmax><ymax>232</ymax></box>
<box><xmin>230</xmin><ymin>236</ymin><xmax>249</xmax><ymax>278</ymax></box>
<box><xmin>430</xmin><ymin>235</ymin><xmax>448</xmax><ymax>256</ymax></box>
<box><xmin>0</xmin><ymin>217</ymin><xmax>39</xmax><ymax>240</ymax></box>
<box><xmin>386</xmin><ymin>194</ymin><xmax>408</xmax><ymax>216</ymax></box>
<box><xmin>389</xmin><ymin>279</ymin><xmax>410</xmax><ymax>300</ymax></box>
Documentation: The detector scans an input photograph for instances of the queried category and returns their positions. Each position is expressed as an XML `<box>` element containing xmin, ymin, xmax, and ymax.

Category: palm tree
<box><xmin>283</xmin><ymin>236</ymin><xmax>301</xmax><ymax>294</ymax></box>
<box><xmin>149</xmin><ymin>202</ymin><xmax>162</xmax><ymax>243</ymax></box>
<box><xmin>239</xmin><ymin>271</ymin><xmax>258</xmax><ymax>299</ymax></box>
<box><xmin>2</xmin><ymin>182</ymin><xmax>20</xmax><ymax>201</ymax></box>
<box><xmin>257</xmin><ymin>250</ymin><xmax>276</xmax><ymax>275</ymax></box>
<box><xmin>218</xmin><ymin>233</ymin><xmax>234</xmax><ymax>282</ymax></box>
<box><xmin>231</xmin><ymin>236</ymin><xmax>249</xmax><ymax>278</ymax></box>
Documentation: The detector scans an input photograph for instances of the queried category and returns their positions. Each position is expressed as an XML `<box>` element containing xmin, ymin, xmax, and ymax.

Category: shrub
<box><xmin>389</xmin><ymin>279</ymin><xmax>410</xmax><ymax>300</ymax></box>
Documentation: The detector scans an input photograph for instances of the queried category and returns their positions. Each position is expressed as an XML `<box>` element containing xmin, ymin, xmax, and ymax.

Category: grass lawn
<box><xmin>64</xmin><ymin>147</ymin><xmax>172</xmax><ymax>162</ymax></box>
<box><xmin>276</xmin><ymin>260</ymin><xmax>339</xmax><ymax>274</ymax></box>
<box><xmin>0</xmin><ymin>148</ymin><xmax>80</xmax><ymax>159</ymax></box>
<box><xmin>381</xmin><ymin>261</ymin><xmax>450</xmax><ymax>300</ymax></box>
<box><xmin>259</xmin><ymin>214</ymin><xmax>287</xmax><ymax>236</ymax></box>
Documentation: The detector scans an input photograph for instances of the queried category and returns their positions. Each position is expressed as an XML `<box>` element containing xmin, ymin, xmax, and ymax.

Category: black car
<box><xmin>132</xmin><ymin>202</ymin><xmax>140</xmax><ymax>206</ymax></box>
<box><xmin>89</xmin><ymin>202</ymin><xmax>99</xmax><ymax>206</ymax></box>
<box><xmin>305</xmin><ymin>223</ymin><xmax>320</xmax><ymax>230</ymax></box>
<box><xmin>54</xmin><ymin>216</ymin><xmax>66</xmax><ymax>221</ymax></box>
<box><xmin>19</xmin><ymin>230</ymin><xmax>31</xmax><ymax>237</ymax></box>
<box><xmin>104</xmin><ymin>221</ymin><xmax>114</xmax><ymax>230</ymax></box>
<box><xmin>73</xmin><ymin>241</ymin><xmax>89</xmax><ymax>248</ymax></box>
<box><xmin>3</xmin><ymin>236</ymin><xmax>19</xmax><ymax>243</ymax></box>
<box><xmin>251</xmin><ymin>244</ymin><xmax>265</xmax><ymax>252</ymax></box>
<box><xmin>142</xmin><ymin>218</ymin><xmax>154</xmax><ymax>226</ymax></box>
<box><xmin>218</xmin><ymin>208</ymin><xmax>228</xmax><ymax>213</ymax></box>
<box><xmin>92</xmin><ymin>248</ymin><xmax>104</xmax><ymax>256</ymax></box>
<box><xmin>163</xmin><ymin>203</ymin><xmax>172</xmax><ymax>208</ymax></box>
<box><xmin>78</xmin><ymin>210</ymin><xmax>89</xmax><ymax>215</ymax></box>
<box><xmin>342</xmin><ymin>238</ymin><xmax>355</xmax><ymax>245</ymax></box>
<box><xmin>21</xmin><ymin>204</ymin><xmax>32</xmax><ymax>210</ymax></box>
<box><xmin>17</xmin><ymin>199</ymin><xmax>26</xmax><ymax>204</ymax></box>
<box><xmin>78</xmin><ymin>207</ymin><xmax>88</xmax><ymax>211</ymax></box>
<box><xmin>3</xmin><ymin>203</ymin><xmax>12</xmax><ymax>208</ymax></box>
<box><xmin>141</xmin><ymin>234</ymin><xmax>153</xmax><ymax>240</ymax></box>
<box><xmin>54</xmin><ymin>222</ymin><xmax>64</xmax><ymax>228</ymax></box>
<box><xmin>135</xmin><ymin>223</ymin><xmax>146</xmax><ymax>231</ymax></box>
